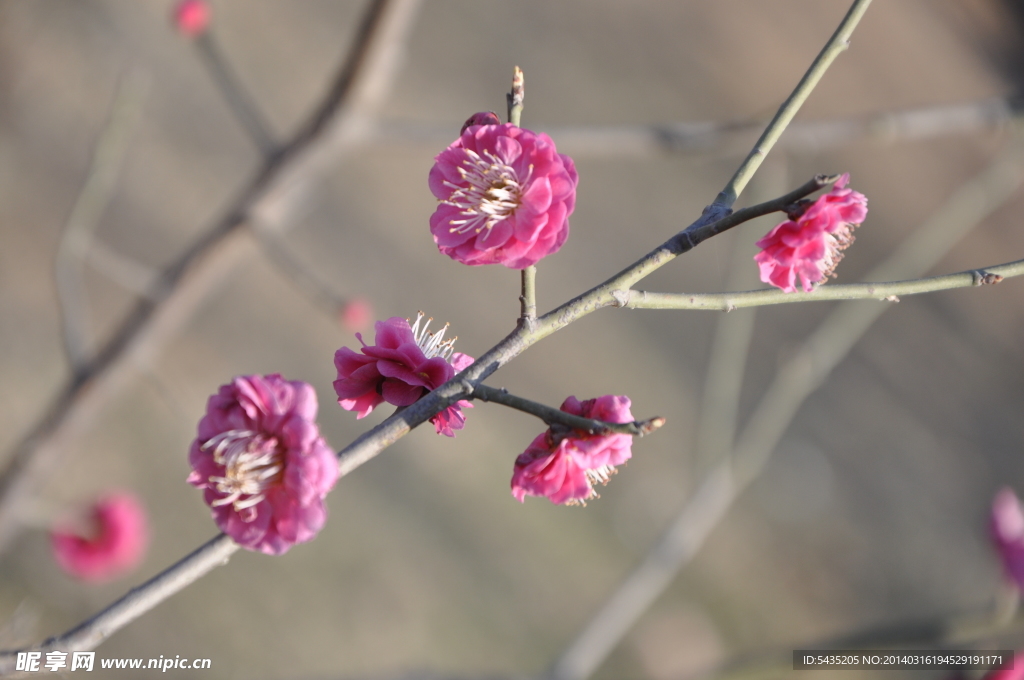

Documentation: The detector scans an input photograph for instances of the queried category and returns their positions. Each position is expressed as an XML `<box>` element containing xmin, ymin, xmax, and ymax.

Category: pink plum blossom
<box><xmin>754</xmin><ymin>173</ymin><xmax>868</xmax><ymax>293</ymax></box>
<box><xmin>50</xmin><ymin>491</ymin><xmax>149</xmax><ymax>583</ymax></box>
<box><xmin>334</xmin><ymin>313</ymin><xmax>474</xmax><ymax>437</ymax></box>
<box><xmin>188</xmin><ymin>374</ymin><xmax>338</xmax><ymax>555</ymax></box>
<box><xmin>340</xmin><ymin>298</ymin><xmax>373</xmax><ymax>334</ymax></box>
<box><xmin>991</xmin><ymin>487</ymin><xmax>1024</xmax><ymax>589</ymax></box>
<box><xmin>172</xmin><ymin>0</ymin><xmax>211</xmax><ymax>37</ymax></box>
<box><xmin>429</xmin><ymin>117</ymin><xmax>579</xmax><ymax>269</ymax></box>
<box><xmin>511</xmin><ymin>395</ymin><xmax>634</xmax><ymax>505</ymax></box>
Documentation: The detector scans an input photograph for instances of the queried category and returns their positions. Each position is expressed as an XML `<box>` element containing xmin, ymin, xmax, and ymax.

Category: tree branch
<box><xmin>472</xmin><ymin>384</ymin><xmax>664</xmax><ymax>437</ymax></box>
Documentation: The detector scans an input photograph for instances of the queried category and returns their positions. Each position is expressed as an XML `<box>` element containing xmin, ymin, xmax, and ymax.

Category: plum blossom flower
<box><xmin>754</xmin><ymin>173</ymin><xmax>868</xmax><ymax>293</ymax></box>
<box><xmin>50</xmin><ymin>491</ymin><xmax>149</xmax><ymax>582</ymax></box>
<box><xmin>188</xmin><ymin>374</ymin><xmax>338</xmax><ymax>555</ymax></box>
<box><xmin>429</xmin><ymin>117</ymin><xmax>579</xmax><ymax>269</ymax></box>
<box><xmin>991</xmin><ymin>487</ymin><xmax>1024</xmax><ymax>589</ymax></box>
<box><xmin>511</xmin><ymin>395</ymin><xmax>634</xmax><ymax>505</ymax></box>
<box><xmin>334</xmin><ymin>313</ymin><xmax>474</xmax><ymax>437</ymax></box>
<box><xmin>172</xmin><ymin>0</ymin><xmax>211</xmax><ymax>38</ymax></box>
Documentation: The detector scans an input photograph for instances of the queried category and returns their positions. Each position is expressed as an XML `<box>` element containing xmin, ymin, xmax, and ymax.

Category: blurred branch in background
<box><xmin>0</xmin><ymin>0</ymin><xmax>423</xmax><ymax>553</ymax></box>
<box><xmin>194</xmin><ymin>30</ymin><xmax>277</xmax><ymax>155</ymax></box>
<box><xmin>544</xmin><ymin>141</ymin><xmax>1024</xmax><ymax>680</ymax></box>
<box><xmin>375</xmin><ymin>97</ymin><xmax>1018</xmax><ymax>159</ymax></box>
<box><xmin>54</xmin><ymin>72</ymin><xmax>148</xmax><ymax>375</ymax></box>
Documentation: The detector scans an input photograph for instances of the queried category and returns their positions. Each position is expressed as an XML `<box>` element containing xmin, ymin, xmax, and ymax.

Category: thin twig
<box><xmin>252</xmin><ymin>225</ymin><xmax>349</xmax><ymax>315</ymax></box>
<box><xmin>714</xmin><ymin>0</ymin><xmax>873</xmax><ymax>208</ymax></box>
<box><xmin>375</xmin><ymin>97</ymin><xmax>1018</xmax><ymax>158</ymax></box>
<box><xmin>0</xmin><ymin>0</ymin><xmax>422</xmax><ymax>554</ymax></box>
<box><xmin>621</xmin><ymin>259</ymin><xmax>1024</xmax><ymax>310</ymax></box>
<box><xmin>55</xmin><ymin>73</ymin><xmax>148</xmax><ymax>374</ymax></box>
<box><xmin>472</xmin><ymin>384</ymin><xmax>664</xmax><ymax>437</ymax></box>
<box><xmin>195</xmin><ymin>33</ymin><xmax>277</xmax><ymax>156</ymax></box>
<box><xmin>543</xmin><ymin>141</ymin><xmax>1024</xmax><ymax>680</ymax></box>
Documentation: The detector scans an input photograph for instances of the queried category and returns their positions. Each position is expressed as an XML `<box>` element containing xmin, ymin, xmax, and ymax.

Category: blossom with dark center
<box><xmin>429</xmin><ymin>118</ymin><xmax>578</xmax><ymax>269</ymax></box>
<box><xmin>188</xmin><ymin>374</ymin><xmax>338</xmax><ymax>555</ymax></box>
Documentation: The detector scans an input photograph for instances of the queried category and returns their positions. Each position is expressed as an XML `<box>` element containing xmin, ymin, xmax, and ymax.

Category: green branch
<box><xmin>620</xmin><ymin>259</ymin><xmax>1024</xmax><ymax>311</ymax></box>
<box><xmin>715</xmin><ymin>0</ymin><xmax>874</xmax><ymax>208</ymax></box>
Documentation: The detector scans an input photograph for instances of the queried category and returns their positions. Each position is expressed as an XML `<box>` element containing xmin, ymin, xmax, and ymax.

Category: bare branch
<box><xmin>55</xmin><ymin>73</ymin><xmax>147</xmax><ymax>374</ymax></box>
<box><xmin>472</xmin><ymin>384</ymin><xmax>664</xmax><ymax>437</ymax></box>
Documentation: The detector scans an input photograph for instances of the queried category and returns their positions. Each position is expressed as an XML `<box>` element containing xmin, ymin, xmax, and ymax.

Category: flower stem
<box><xmin>520</xmin><ymin>265</ymin><xmax>537</xmax><ymax>324</ymax></box>
<box><xmin>472</xmin><ymin>384</ymin><xmax>663</xmax><ymax>436</ymax></box>
<box><xmin>506</xmin><ymin>65</ymin><xmax>524</xmax><ymax>126</ymax></box>
<box><xmin>714</xmin><ymin>0</ymin><xmax>874</xmax><ymax>209</ymax></box>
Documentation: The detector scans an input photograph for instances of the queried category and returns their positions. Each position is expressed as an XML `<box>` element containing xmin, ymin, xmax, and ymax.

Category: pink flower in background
<box><xmin>754</xmin><ymin>173</ymin><xmax>868</xmax><ymax>293</ymax></box>
<box><xmin>340</xmin><ymin>298</ymin><xmax>373</xmax><ymax>334</ymax></box>
<box><xmin>512</xmin><ymin>395</ymin><xmax>634</xmax><ymax>505</ymax></box>
<box><xmin>991</xmin><ymin>487</ymin><xmax>1024</xmax><ymax>589</ymax></box>
<box><xmin>429</xmin><ymin>118</ymin><xmax>579</xmax><ymax>269</ymax></box>
<box><xmin>172</xmin><ymin>0</ymin><xmax>211</xmax><ymax>38</ymax></box>
<box><xmin>50</xmin><ymin>492</ymin><xmax>148</xmax><ymax>583</ymax></box>
<box><xmin>334</xmin><ymin>313</ymin><xmax>474</xmax><ymax>436</ymax></box>
<box><xmin>978</xmin><ymin>651</ymin><xmax>1024</xmax><ymax>680</ymax></box>
<box><xmin>188</xmin><ymin>374</ymin><xmax>338</xmax><ymax>555</ymax></box>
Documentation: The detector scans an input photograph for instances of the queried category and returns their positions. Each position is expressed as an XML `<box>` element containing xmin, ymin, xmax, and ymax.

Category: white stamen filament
<box><xmin>441</xmin><ymin>149</ymin><xmax>533</xmax><ymax>235</ymax></box>
<box><xmin>202</xmin><ymin>429</ymin><xmax>284</xmax><ymax>514</ymax></box>
<box><xmin>409</xmin><ymin>312</ymin><xmax>458</xmax><ymax>361</ymax></box>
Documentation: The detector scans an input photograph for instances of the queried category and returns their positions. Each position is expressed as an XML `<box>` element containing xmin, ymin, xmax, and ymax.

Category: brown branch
<box><xmin>472</xmin><ymin>384</ymin><xmax>664</xmax><ymax>437</ymax></box>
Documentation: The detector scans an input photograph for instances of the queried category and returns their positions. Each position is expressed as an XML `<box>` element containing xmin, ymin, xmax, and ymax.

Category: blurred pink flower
<box><xmin>340</xmin><ymin>298</ymin><xmax>373</xmax><ymax>334</ymax></box>
<box><xmin>754</xmin><ymin>173</ymin><xmax>868</xmax><ymax>293</ymax></box>
<box><xmin>188</xmin><ymin>374</ymin><xmax>338</xmax><ymax>555</ymax></box>
<box><xmin>334</xmin><ymin>313</ymin><xmax>474</xmax><ymax>437</ymax></box>
<box><xmin>429</xmin><ymin>119</ymin><xmax>578</xmax><ymax>269</ymax></box>
<box><xmin>51</xmin><ymin>492</ymin><xmax>148</xmax><ymax>583</ymax></box>
<box><xmin>976</xmin><ymin>651</ymin><xmax>1024</xmax><ymax>680</ymax></box>
<box><xmin>991</xmin><ymin>487</ymin><xmax>1024</xmax><ymax>589</ymax></box>
<box><xmin>511</xmin><ymin>395</ymin><xmax>634</xmax><ymax>505</ymax></box>
<box><xmin>172</xmin><ymin>0</ymin><xmax>211</xmax><ymax>37</ymax></box>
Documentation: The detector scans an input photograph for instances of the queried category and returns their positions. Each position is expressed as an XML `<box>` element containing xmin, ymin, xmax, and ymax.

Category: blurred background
<box><xmin>2</xmin><ymin>1</ymin><xmax>1024</xmax><ymax>678</ymax></box>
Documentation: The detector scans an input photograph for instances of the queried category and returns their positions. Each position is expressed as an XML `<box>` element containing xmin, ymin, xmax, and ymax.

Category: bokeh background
<box><xmin>2</xmin><ymin>1</ymin><xmax>1024</xmax><ymax>679</ymax></box>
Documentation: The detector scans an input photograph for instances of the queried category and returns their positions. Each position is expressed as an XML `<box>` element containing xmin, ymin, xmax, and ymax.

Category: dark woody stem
<box><xmin>472</xmin><ymin>384</ymin><xmax>664</xmax><ymax>437</ymax></box>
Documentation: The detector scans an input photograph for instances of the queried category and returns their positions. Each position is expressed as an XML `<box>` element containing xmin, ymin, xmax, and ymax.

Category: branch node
<box><xmin>610</xmin><ymin>289</ymin><xmax>630</xmax><ymax>307</ymax></box>
<box><xmin>973</xmin><ymin>269</ymin><xmax>1004</xmax><ymax>286</ymax></box>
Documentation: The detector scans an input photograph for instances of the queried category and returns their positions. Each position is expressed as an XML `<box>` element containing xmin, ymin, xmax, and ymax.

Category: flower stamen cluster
<box><xmin>203</xmin><ymin>429</ymin><xmax>284</xmax><ymax>513</ymax></box>
<box><xmin>442</xmin><ymin>150</ymin><xmax>534</xmax><ymax>236</ymax></box>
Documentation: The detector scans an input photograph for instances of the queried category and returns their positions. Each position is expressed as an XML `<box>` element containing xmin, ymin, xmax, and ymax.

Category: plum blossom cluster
<box><xmin>334</xmin><ymin>313</ymin><xmax>474</xmax><ymax>437</ymax></box>
<box><xmin>188</xmin><ymin>374</ymin><xmax>338</xmax><ymax>555</ymax></box>
<box><xmin>429</xmin><ymin>115</ymin><xmax>579</xmax><ymax>269</ymax></box>
<box><xmin>50</xmin><ymin>491</ymin><xmax>149</xmax><ymax>582</ymax></box>
<box><xmin>754</xmin><ymin>174</ymin><xmax>868</xmax><ymax>293</ymax></box>
<box><xmin>511</xmin><ymin>395</ymin><xmax>635</xmax><ymax>505</ymax></box>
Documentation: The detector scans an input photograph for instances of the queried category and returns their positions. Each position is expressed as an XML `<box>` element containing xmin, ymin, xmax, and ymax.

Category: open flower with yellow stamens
<box><xmin>188</xmin><ymin>374</ymin><xmax>338</xmax><ymax>555</ymax></box>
